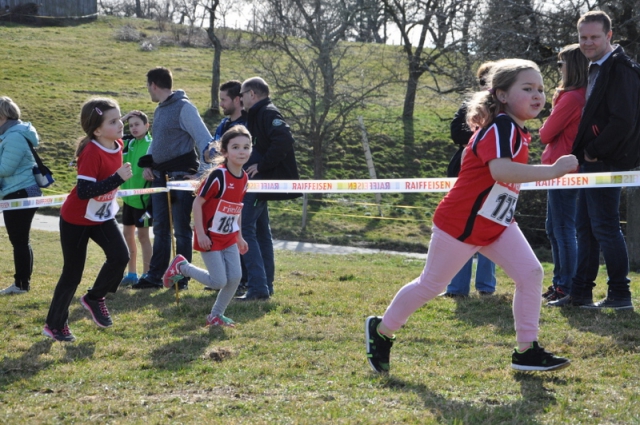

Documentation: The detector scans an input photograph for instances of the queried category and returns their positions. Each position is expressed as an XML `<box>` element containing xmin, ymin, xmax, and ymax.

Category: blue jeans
<box><xmin>545</xmin><ymin>188</ymin><xmax>578</xmax><ymax>293</ymax></box>
<box><xmin>146</xmin><ymin>172</ymin><xmax>194</xmax><ymax>284</ymax></box>
<box><xmin>241</xmin><ymin>192</ymin><xmax>274</xmax><ymax>297</ymax></box>
<box><xmin>572</xmin><ymin>162</ymin><xmax>630</xmax><ymax>299</ymax></box>
<box><xmin>444</xmin><ymin>253</ymin><xmax>496</xmax><ymax>295</ymax></box>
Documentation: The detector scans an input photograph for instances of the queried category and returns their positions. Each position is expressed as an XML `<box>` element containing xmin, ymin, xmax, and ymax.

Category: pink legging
<box><xmin>382</xmin><ymin>223</ymin><xmax>543</xmax><ymax>343</ymax></box>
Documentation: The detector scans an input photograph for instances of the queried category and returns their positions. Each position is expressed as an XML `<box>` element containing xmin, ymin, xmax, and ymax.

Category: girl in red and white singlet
<box><xmin>44</xmin><ymin>98</ymin><xmax>133</xmax><ymax>342</ymax></box>
<box><xmin>162</xmin><ymin>125</ymin><xmax>250</xmax><ymax>328</ymax></box>
<box><xmin>366</xmin><ymin>59</ymin><xmax>579</xmax><ymax>373</ymax></box>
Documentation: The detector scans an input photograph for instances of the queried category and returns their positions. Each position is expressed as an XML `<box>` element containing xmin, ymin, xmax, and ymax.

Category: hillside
<box><xmin>1</xmin><ymin>16</ymin><xmax>554</xmax><ymax>254</ymax></box>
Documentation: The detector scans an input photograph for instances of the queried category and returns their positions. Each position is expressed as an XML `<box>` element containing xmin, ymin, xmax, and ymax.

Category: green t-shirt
<box><xmin>121</xmin><ymin>133</ymin><xmax>152</xmax><ymax>209</ymax></box>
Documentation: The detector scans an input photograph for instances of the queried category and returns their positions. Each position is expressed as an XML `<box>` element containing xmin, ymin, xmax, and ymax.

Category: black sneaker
<box><xmin>511</xmin><ymin>341</ymin><xmax>570</xmax><ymax>372</ymax></box>
<box><xmin>542</xmin><ymin>285</ymin><xmax>555</xmax><ymax>299</ymax></box>
<box><xmin>80</xmin><ymin>294</ymin><xmax>113</xmax><ymax>328</ymax></box>
<box><xmin>438</xmin><ymin>292</ymin><xmax>468</xmax><ymax>298</ymax></box>
<box><xmin>43</xmin><ymin>323</ymin><xmax>76</xmax><ymax>342</ymax></box>
<box><xmin>131</xmin><ymin>275</ymin><xmax>162</xmax><ymax>289</ymax></box>
<box><xmin>546</xmin><ymin>295</ymin><xmax>592</xmax><ymax>308</ymax></box>
<box><xmin>581</xmin><ymin>297</ymin><xmax>634</xmax><ymax>311</ymax></box>
<box><xmin>365</xmin><ymin>316</ymin><xmax>395</xmax><ymax>373</ymax></box>
<box><xmin>546</xmin><ymin>287</ymin><xmax>567</xmax><ymax>302</ymax></box>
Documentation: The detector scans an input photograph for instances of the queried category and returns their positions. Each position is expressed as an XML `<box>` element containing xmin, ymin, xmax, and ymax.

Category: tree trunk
<box><xmin>135</xmin><ymin>0</ymin><xmax>143</xmax><ymax>18</ymax></box>
<box><xmin>205</xmin><ymin>26</ymin><xmax>222</xmax><ymax>122</ymax></box>
<box><xmin>402</xmin><ymin>67</ymin><xmax>421</xmax><ymax>119</ymax></box>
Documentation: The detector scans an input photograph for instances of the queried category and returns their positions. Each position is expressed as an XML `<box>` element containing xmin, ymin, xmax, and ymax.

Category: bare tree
<box><xmin>382</xmin><ymin>0</ymin><xmax>480</xmax><ymax>120</ymax></box>
<box><xmin>203</xmin><ymin>0</ymin><xmax>224</xmax><ymax>120</ymax></box>
<box><xmin>250</xmin><ymin>0</ymin><xmax>397</xmax><ymax>180</ymax></box>
<box><xmin>352</xmin><ymin>0</ymin><xmax>387</xmax><ymax>43</ymax></box>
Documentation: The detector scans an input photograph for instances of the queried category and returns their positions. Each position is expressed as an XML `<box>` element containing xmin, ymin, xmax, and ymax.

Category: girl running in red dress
<box><xmin>366</xmin><ymin>59</ymin><xmax>579</xmax><ymax>373</ymax></box>
<box><xmin>163</xmin><ymin>125</ymin><xmax>250</xmax><ymax>327</ymax></box>
<box><xmin>44</xmin><ymin>98</ymin><xmax>132</xmax><ymax>342</ymax></box>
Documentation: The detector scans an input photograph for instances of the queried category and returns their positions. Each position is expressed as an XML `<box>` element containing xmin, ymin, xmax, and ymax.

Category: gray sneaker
<box><xmin>581</xmin><ymin>297</ymin><xmax>634</xmax><ymax>311</ymax></box>
<box><xmin>0</xmin><ymin>284</ymin><xmax>27</xmax><ymax>295</ymax></box>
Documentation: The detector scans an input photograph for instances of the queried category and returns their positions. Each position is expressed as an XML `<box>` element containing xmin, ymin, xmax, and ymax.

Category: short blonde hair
<box><xmin>0</xmin><ymin>96</ymin><xmax>21</xmax><ymax>120</ymax></box>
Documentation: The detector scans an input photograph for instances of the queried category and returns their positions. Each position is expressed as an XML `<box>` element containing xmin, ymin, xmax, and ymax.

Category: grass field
<box><xmin>0</xmin><ymin>230</ymin><xmax>639</xmax><ymax>424</ymax></box>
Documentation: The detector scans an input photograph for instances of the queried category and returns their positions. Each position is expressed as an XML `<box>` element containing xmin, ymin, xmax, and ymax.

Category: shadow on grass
<box><xmin>557</xmin><ymin>307</ymin><xmax>640</xmax><ymax>351</ymax></box>
<box><xmin>382</xmin><ymin>373</ymin><xmax>560</xmax><ymax>424</ymax></box>
<box><xmin>104</xmin><ymin>288</ymin><xmax>278</xmax><ymax>370</ymax></box>
<box><xmin>447</xmin><ymin>294</ymin><xmax>516</xmax><ymax>336</ymax></box>
<box><xmin>0</xmin><ymin>340</ymin><xmax>95</xmax><ymax>391</ymax></box>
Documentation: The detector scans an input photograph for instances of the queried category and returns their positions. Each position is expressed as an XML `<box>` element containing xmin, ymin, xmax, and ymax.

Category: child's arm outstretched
<box><xmin>489</xmin><ymin>155</ymin><xmax>578</xmax><ymax>184</ymax></box>
<box><xmin>192</xmin><ymin>196</ymin><xmax>212</xmax><ymax>251</ymax></box>
<box><xmin>76</xmin><ymin>163</ymin><xmax>132</xmax><ymax>200</ymax></box>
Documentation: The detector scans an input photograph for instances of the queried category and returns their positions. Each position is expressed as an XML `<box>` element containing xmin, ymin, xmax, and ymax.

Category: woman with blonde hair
<box><xmin>0</xmin><ymin>96</ymin><xmax>41</xmax><ymax>295</ymax></box>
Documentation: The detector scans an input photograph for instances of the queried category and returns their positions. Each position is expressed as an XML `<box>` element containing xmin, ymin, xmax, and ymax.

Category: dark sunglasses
<box><xmin>557</xmin><ymin>61</ymin><xmax>565</xmax><ymax>69</ymax></box>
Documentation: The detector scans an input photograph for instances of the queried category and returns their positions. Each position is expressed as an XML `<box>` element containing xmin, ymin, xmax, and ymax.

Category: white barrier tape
<box><xmin>237</xmin><ymin>171</ymin><xmax>640</xmax><ymax>193</ymax></box>
<box><xmin>0</xmin><ymin>187</ymin><xmax>168</xmax><ymax>212</ymax></box>
<box><xmin>2</xmin><ymin>171</ymin><xmax>639</xmax><ymax>211</ymax></box>
<box><xmin>0</xmin><ymin>194</ymin><xmax>70</xmax><ymax>211</ymax></box>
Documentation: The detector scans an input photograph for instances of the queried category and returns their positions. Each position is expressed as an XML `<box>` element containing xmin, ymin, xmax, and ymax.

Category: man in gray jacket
<box><xmin>132</xmin><ymin>67</ymin><xmax>214</xmax><ymax>290</ymax></box>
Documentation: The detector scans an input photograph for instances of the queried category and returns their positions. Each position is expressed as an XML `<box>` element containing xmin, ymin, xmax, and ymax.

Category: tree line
<box><xmin>99</xmin><ymin>0</ymin><xmax>640</xmax><ymax>180</ymax></box>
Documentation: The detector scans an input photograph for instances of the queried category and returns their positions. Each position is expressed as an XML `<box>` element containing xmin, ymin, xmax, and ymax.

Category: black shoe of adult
<box><xmin>546</xmin><ymin>295</ymin><xmax>592</xmax><ymax>307</ymax></box>
<box><xmin>438</xmin><ymin>292</ymin><xmax>467</xmax><ymax>298</ymax></box>
<box><xmin>580</xmin><ymin>297</ymin><xmax>634</xmax><ymax>311</ymax></box>
<box><xmin>131</xmin><ymin>277</ymin><xmax>162</xmax><ymax>290</ymax></box>
<box><xmin>235</xmin><ymin>293</ymin><xmax>270</xmax><ymax>301</ymax></box>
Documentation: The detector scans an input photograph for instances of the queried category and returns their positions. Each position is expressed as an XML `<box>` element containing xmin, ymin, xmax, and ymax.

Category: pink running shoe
<box><xmin>43</xmin><ymin>323</ymin><xmax>76</xmax><ymax>342</ymax></box>
<box><xmin>206</xmin><ymin>314</ymin><xmax>236</xmax><ymax>328</ymax></box>
<box><xmin>163</xmin><ymin>254</ymin><xmax>188</xmax><ymax>288</ymax></box>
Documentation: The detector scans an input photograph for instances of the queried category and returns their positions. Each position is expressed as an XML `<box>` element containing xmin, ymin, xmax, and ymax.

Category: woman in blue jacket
<box><xmin>0</xmin><ymin>96</ymin><xmax>41</xmax><ymax>295</ymax></box>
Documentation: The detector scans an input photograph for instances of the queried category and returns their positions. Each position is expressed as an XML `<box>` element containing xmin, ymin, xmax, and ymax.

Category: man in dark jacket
<box><xmin>236</xmin><ymin>77</ymin><xmax>300</xmax><ymax>300</ymax></box>
<box><xmin>549</xmin><ymin>11</ymin><xmax>640</xmax><ymax>310</ymax></box>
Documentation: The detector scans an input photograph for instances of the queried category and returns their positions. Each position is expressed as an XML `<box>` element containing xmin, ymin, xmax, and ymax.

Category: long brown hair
<box><xmin>558</xmin><ymin>44</ymin><xmax>589</xmax><ymax>91</ymax></box>
<box><xmin>76</xmin><ymin>97</ymin><xmax>120</xmax><ymax>158</ymax></box>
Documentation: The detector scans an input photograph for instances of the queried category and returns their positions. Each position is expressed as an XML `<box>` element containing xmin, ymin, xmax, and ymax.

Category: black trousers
<box><xmin>45</xmin><ymin>217</ymin><xmax>129</xmax><ymax>329</ymax></box>
<box><xmin>2</xmin><ymin>189</ymin><xmax>38</xmax><ymax>290</ymax></box>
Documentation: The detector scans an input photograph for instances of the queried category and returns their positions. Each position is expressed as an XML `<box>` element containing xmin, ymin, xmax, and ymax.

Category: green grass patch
<box><xmin>0</xmin><ymin>230</ymin><xmax>639</xmax><ymax>423</ymax></box>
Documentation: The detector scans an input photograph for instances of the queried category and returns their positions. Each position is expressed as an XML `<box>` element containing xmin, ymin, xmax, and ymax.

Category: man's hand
<box><xmin>204</xmin><ymin>142</ymin><xmax>217</xmax><ymax>163</ymax></box>
<box><xmin>143</xmin><ymin>167</ymin><xmax>154</xmax><ymax>181</ymax></box>
<box><xmin>584</xmin><ymin>151</ymin><xmax>598</xmax><ymax>162</ymax></box>
<box><xmin>246</xmin><ymin>164</ymin><xmax>259</xmax><ymax>178</ymax></box>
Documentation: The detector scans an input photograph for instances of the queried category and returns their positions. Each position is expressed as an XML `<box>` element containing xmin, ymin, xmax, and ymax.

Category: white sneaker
<box><xmin>0</xmin><ymin>284</ymin><xmax>27</xmax><ymax>295</ymax></box>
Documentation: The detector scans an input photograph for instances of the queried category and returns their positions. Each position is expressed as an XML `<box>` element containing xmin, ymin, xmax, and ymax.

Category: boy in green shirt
<box><xmin>120</xmin><ymin>111</ymin><xmax>153</xmax><ymax>286</ymax></box>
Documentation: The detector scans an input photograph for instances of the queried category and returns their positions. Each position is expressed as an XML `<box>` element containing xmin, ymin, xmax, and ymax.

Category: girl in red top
<box><xmin>44</xmin><ymin>98</ymin><xmax>132</xmax><ymax>342</ymax></box>
<box><xmin>366</xmin><ymin>59</ymin><xmax>579</xmax><ymax>373</ymax></box>
<box><xmin>163</xmin><ymin>125</ymin><xmax>250</xmax><ymax>327</ymax></box>
<box><xmin>539</xmin><ymin>44</ymin><xmax>588</xmax><ymax>302</ymax></box>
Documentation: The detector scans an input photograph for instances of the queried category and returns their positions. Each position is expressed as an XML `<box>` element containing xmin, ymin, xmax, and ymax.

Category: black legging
<box><xmin>45</xmin><ymin>217</ymin><xmax>129</xmax><ymax>330</ymax></box>
<box><xmin>2</xmin><ymin>189</ymin><xmax>38</xmax><ymax>290</ymax></box>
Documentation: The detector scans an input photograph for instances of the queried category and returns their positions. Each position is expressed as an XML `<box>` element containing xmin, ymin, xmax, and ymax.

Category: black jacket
<box><xmin>572</xmin><ymin>45</ymin><xmax>640</xmax><ymax>170</ymax></box>
<box><xmin>245</xmin><ymin>97</ymin><xmax>301</xmax><ymax>200</ymax></box>
<box><xmin>447</xmin><ymin>104</ymin><xmax>474</xmax><ymax>177</ymax></box>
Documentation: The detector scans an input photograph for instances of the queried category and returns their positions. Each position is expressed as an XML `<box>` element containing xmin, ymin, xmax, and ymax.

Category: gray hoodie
<box><xmin>148</xmin><ymin>90</ymin><xmax>213</xmax><ymax>166</ymax></box>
